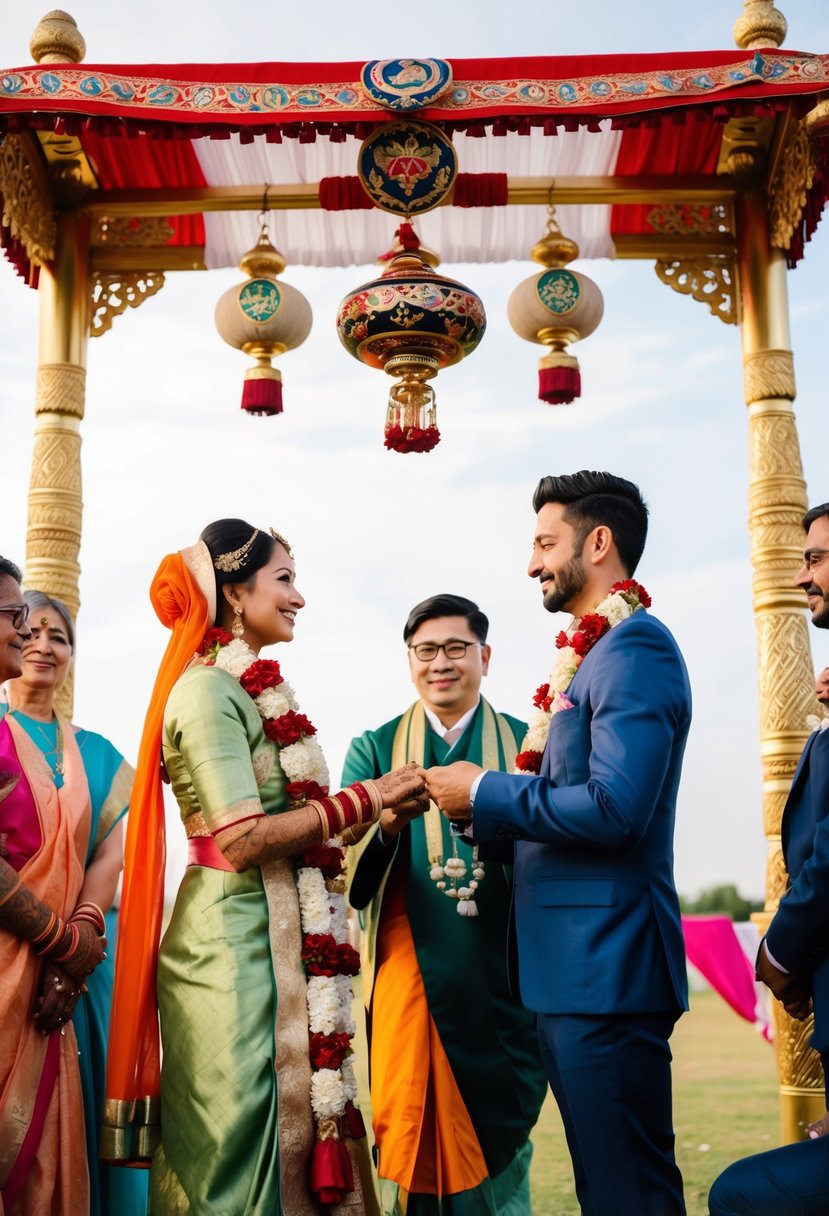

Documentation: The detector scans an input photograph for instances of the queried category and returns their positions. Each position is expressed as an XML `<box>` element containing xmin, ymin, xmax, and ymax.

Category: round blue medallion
<box><xmin>536</xmin><ymin>270</ymin><xmax>580</xmax><ymax>316</ymax></box>
<box><xmin>238</xmin><ymin>279</ymin><xmax>281</xmax><ymax>323</ymax></box>
<box><xmin>361</xmin><ymin>59</ymin><xmax>453</xmax><ymax>111</ymax></box>
<box><xmin>358</xmin><ymin>119</ymin><xmax>457</xmax><ymax>217</ymax></box>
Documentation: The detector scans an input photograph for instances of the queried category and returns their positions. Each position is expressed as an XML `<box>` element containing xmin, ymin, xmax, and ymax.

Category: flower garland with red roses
<box><xmin>383</xmin><ymin>422</ymin><xmax>441</xmax><ymax>454</ymax></box>
<box><xmin>200</xmin><ymin>628</ymin><xmax>366</xmax><ymax>1206</ymax></box>
<box><xmin>514</xmin><ymin>580</ymin><xmax>652</xmax><ymax>774</ymax></box>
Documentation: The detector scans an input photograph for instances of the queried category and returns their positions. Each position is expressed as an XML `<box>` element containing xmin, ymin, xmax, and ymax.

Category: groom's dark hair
<box><xmin>533</xmin><ymin>470</ymin><xmax>649</xmax><ymax>575</ymax></box>
<box><xmin>404</xmin><ymin>594</ymin><xmax>489</xmax><ymax>644</ymax></box>
<box><xmin>804</xmin><ymin>502</ymin><xmax>829</xmax><ymax>530</ymax></box>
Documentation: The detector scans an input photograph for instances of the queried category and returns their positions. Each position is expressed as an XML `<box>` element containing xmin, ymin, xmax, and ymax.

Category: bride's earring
<box><xmin>232</xmin><ymin>605</ymin><xmax>245</xmax><ymax>639</ymax></box>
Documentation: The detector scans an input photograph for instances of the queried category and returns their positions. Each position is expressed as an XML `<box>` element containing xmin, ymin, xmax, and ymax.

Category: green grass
<box><xmin>352</xmin><ymin>988</ymin><xmax>780</xmax><ymax>1216</ymax></box>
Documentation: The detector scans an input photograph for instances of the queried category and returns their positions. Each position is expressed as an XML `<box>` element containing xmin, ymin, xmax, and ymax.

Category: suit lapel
<box><xmin>781</xmin><ymin>732</ymin><xmax>818</xmax><ymax>856</ymax></box>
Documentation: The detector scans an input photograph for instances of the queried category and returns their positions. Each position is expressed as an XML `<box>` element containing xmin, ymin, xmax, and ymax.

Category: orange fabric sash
<box><xmin>370</xmin><ymin>903</ymin><xmax>488</xmax><ymax>1196</ymax></box>
<box><xmin>0</xmin><ymin>717</ymin><xmax>91</xmax><ymax>1211</ymax></box>
<box><xmin>106</xmin><ymin>552</ymin><xmax>210</xmax><ymax>1115</ymax></box>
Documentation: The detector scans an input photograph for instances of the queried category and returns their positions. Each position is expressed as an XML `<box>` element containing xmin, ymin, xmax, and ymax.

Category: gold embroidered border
<box><xmin>260</xmin><ymin>859</ymin><xmax>316</xmax><ymax>1216</ymax></box>
<box><xmin>186</xmin><ymin>798</ymin><xmax>263</xmax><ymax>838</ymax></box>
<box><xmin>94</xmin><ymin>758</ymin><xmax>135</xmax><ymax>848</ymax></box>
<box><xmin>2</xmin><ymin>54</ymin><xmax>827</xmax><ymax>118</ymax></box>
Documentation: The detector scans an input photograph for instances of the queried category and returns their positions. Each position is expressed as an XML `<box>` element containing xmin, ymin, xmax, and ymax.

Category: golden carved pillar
<box><xmin>737</xmin><ymin>192</ymin><xmax>823</xmax><ymax>1141</ymax></box>
<box><xmin>26</xmin><ymin>210</ymin><xmax>90</xmax><ymax>717</ymax></box>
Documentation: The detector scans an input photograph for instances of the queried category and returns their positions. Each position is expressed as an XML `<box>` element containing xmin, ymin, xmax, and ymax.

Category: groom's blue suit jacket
<box><xmin>765</xmin><ymin>725</ymin><xmax>829</xmax><ymax>1053</ymax></box>
<box><xmin>474</xmin><ymin>610</ymin><xmax>691</xmax><ymax>1016</ymax></box>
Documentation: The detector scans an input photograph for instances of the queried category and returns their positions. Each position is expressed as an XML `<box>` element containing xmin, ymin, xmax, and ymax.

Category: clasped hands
<box><xmin>755</xmin><ymin>940</ymin><xmax>813</xmax><ymax>1022</ymax></box>
<box><xmin>374</xmin><ymin>761</ymin><xmax>483</xmax><ymax>840</ymax></box>
<box><xmin>34</xmin><ymin>917</ymin><xmax>107</xmax><ymax>1036</ymax></box>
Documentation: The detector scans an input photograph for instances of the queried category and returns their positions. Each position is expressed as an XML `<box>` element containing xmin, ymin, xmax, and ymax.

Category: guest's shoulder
<box><xmin>494</xmin><ymin>710</ymin><xmax>528</xmax><ymax>744</ymax></box>
<box><xmin>345</xmin><ymin>712</ymin><xmax>405</xmax><ymax>754</ymax></box>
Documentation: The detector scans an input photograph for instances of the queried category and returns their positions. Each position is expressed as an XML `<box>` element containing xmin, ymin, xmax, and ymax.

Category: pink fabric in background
<box><xmin>682</xmin><ymin>914</ymin><xmax>773</xmax><ymax>1042</ymax></box>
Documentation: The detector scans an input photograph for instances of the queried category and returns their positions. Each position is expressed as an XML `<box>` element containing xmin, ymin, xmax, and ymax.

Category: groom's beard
<box><xmin>808</xmin><ymin>585</ymin><xmax>829</xmax><ymax>629</ymax></box>
<box><xmin>542</xmin><ymin>553</ymin><xmax>587</xmax><ymax>615</ymax></box>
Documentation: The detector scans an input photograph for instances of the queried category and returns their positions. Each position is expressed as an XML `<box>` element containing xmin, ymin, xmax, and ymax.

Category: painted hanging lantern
<box><xmin>215</xmin><ymin>224</ymin><xmax>312</xmax><ymax>417</ymax></box>
<box><xmin>507</xmin><ymin>205</ymin><xmax>603</xmax><ymax>405</ymax></box>
<box><xmin>336</xmin><ymin>248</ymin><xmax>486</xmax><ymax>453</ymax></box>
<box><xmin>336</xmin><ymin>117</ymin><xmax>484</xmax><ymax>452</ymax></box>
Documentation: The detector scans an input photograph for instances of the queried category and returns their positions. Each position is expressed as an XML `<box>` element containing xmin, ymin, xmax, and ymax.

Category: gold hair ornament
<box><xmin>268</xmin><ymin>527</ymin><xmax>293</xmax><ymax>559</ymax></box>
<box><xmin>213</xmin><ymin>528</ymin><xmax>261</xmax><ymax>573</ymax></box>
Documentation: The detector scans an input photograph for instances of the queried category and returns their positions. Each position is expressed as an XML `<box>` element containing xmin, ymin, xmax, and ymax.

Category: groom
<box><xmin>425</xmin><ymin>471</ymin><xmax>691</xmax><ymax>1216</ymax></box>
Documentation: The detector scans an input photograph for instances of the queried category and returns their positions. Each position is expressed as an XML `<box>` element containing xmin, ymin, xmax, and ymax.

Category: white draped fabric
<box><xmin>194</xmin><ymin>122</ymin><xmax>622</xmax><ymax>269</ymax></box>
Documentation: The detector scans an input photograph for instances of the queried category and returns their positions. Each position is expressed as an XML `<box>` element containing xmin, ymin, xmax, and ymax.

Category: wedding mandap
<box><xmin>1</xmin><ymin>0</ymin><xmax>828</xmax><ymax>1144</ymax></box>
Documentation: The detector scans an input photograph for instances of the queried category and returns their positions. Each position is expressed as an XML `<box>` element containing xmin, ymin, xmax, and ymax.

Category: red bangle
<box><xmin>50</xmin><ymin>921</ymin><xmax>80</xmax><ymax>964</ymax></box>
<box><xmin>35</xmin><ymin>914</ymin><xmax>65</xmax><ymax>955</ymax></box>
<box><xmin>348</xmin><ymin>783</ymin><xmax>374</xmax><ymax>815</ymax></box>
<box><xmin>316</xmin><ymin>796</ymin><xmax>344</xmax><ymax>836</ymax></box>
<box><xmin>70</xmin><ymin>901</ymin><xmax>106</xmax><ymax>935</ymax></box>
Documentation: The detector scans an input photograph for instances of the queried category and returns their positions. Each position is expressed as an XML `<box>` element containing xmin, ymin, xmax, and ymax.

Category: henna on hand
<box><xmin>374</xmin><ymin>763</ymin><xmax>427</xmax><ymax>809</ymax></box>
<box><xmin>0</xmin><ymin>857</ymin><xmax>57</xmax><ymax>944</ymax></box>
<box><xmin>221</xmin><ymin>804</ymin><xmax>328</xmax><ymax>872</ymax></box>
<box><xmin>55</xmin><ymin>919</ymin><xmax>107</xmax><ymax>983</ymax></box>
<box><xmin>34</xmin><ymin>962</ymin><xmax>84</xmax><ymax>1034</ymax></box>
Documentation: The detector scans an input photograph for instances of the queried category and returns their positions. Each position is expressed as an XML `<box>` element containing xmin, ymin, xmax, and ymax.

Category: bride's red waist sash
<box><xmin>187</xmin><ymin>836</ymin><xmax>235</xmax><ymax>873</ymax></box>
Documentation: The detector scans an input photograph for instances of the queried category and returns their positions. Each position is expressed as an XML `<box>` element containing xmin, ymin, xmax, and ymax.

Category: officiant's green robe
<box><xmin>343</xmin><ymin>699</ymin><xmax>547</xmax><ymax>1216</ymax></box>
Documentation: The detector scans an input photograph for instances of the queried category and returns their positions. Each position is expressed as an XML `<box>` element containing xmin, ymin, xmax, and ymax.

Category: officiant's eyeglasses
<box><xmin>803</xmin><ymin>549</ymin><xmax>829</xmax><ymax>571</ymax></box>
<box><xmin>408</xmin><ymin>640</ymin><xmax>482</xmax><ymax>661</ymax></box>
<box><xmin>0</xmin><ymin>604</ymin><xmax>29</xmax><ymax>631</ymax></box>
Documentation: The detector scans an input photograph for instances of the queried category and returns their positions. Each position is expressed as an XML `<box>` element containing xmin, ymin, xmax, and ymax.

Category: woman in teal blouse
<box><xmin>2</xmin><ymin>590</ymin><xmax>147</xmax><ymax>1216</ymax></box>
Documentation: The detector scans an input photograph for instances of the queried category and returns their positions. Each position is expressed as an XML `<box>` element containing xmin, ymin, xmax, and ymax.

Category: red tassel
<box><xmin>310</xmin><ymin>1138</ymin><xmax>354</xmax><ymax>1204</ymax></box>
<box><xmin>241</xmin><ymin>376</ymin><xmax>283</xmax><ymax>417</ymax></box>
<box><xmin>538</xmin><ymin>366</ymin><xmax>581</xmax><ymax>405</ymax></box>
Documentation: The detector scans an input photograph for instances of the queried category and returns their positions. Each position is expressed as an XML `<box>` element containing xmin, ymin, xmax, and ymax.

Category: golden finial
<box><xmin>733</xmin><ymin>0</ymin><xmax>787</xmax><ymax>51</ymax></box>
<box><xmin>531</xmin><ymin>187</ymin><xmax>579</xmax><ymax>269</ymax></box>
<box><xmin>30</xmin><ymin>11</ymin><xmax>86</xmax><ymax>64</ymax></box>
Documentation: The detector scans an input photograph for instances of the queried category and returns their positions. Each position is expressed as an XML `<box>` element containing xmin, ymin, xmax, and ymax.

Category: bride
<box><xmin>103</xmin><ymin>520</ymin><xmax>426</xmax><ymax>1215</ymax></box>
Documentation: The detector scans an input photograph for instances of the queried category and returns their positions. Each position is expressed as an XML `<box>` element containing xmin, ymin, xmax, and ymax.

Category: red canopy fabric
<box><xmin>1</xmin><ymin>49</ymin><xmax>827</xmax><ymax>281</ymax></box>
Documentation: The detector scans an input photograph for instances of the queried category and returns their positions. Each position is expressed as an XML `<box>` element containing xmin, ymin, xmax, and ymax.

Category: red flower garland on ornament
<box><xmin>383</xmin><ymin>424</ymin><xmax>441</xmax><ymax>454</ymax></box>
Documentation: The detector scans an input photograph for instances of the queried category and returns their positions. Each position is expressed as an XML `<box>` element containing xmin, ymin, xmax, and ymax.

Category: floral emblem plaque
<box><xmin>238</xmin><ymin>278</ymin><xmax>281</xmax><ymax>322</ymax></box>
<box><xmin>536</xmin><ymin>269</ymin><xmax>581</xmax><ymax>315</ymax></box>
<box><xmin>361</xmin><ymin>59</ymin><xmax>453</xmax><ymax>111</ymax></box>
<box><xmin>358</xmin><ymin>119</ymin><xmax>457</xmax><ymax>217</ymax></box>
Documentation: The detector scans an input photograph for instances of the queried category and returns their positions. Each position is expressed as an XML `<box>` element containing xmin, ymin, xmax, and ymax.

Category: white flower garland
<box><xmin>204</xmin><ymin>630</ymin><xmax>360</xmax><ymax>1170</ymax></box>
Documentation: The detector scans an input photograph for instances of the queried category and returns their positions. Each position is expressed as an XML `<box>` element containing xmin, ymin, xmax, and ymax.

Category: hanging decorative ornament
<box><xmin>336</xmin><ymin>238</ymin><xmax>486</xmax><ymax>453</ymax></box>
<box><xmin>337</xmin><ymin>120</ymin><xmax>484</xmax><ymax>453</ymax></box>
<box><xmin>215</xmin><ymin>205</ymin><xmax>312</xmax><ymax>417</ymax></box>
<box><xmin>507</xmin><ymin>194</ymin><xmax>604</xmax><ymax>405</ymax></box>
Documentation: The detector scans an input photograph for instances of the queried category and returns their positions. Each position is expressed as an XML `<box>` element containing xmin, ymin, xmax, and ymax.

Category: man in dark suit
<box><xmin>709</xmin><ymin>500</ymin><xmax>829</xmax><ymax>1214</ymax></box>
<box><xmin>425</xmin><ymin>470</ymin><xmax>691</xmax><ymax>1216</ymax></box>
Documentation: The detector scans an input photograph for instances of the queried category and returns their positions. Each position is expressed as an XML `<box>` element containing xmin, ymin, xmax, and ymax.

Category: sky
<box><xmin>1</xmin><ymin>0</ymin><xmax>828</xmax><ymax>900</ymax></box>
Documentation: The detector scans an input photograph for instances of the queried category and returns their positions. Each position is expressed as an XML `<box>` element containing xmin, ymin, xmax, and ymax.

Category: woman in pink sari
<box><xmin>0</xmin><ymin>557</ymin><xmax>106</xmax><ymax>1214</ymax></box>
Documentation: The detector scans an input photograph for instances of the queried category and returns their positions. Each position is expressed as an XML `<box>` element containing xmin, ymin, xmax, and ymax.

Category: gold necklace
<box><xmin>24</xmin><ymin>713</ymin><xmax>64</xmax><ymax>779</ymax></box>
